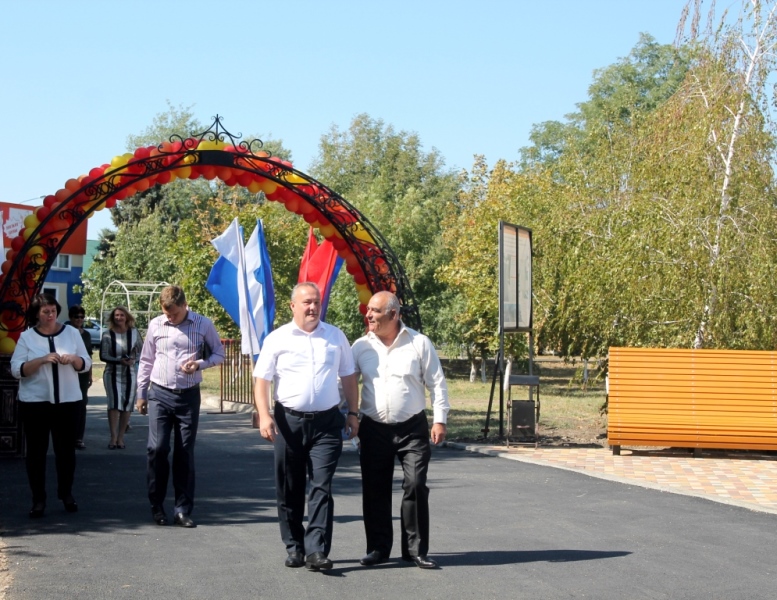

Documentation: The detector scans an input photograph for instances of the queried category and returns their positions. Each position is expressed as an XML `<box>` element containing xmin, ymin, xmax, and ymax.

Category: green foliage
<box><xmin>309</xmin><ymin>113</ymin><xmax>461</xmax><ymax>344</ymax></box>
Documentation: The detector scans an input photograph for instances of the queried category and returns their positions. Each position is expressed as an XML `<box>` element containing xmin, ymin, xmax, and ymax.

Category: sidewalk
<box><xmin>3</xmin><ymin>385</ymin><xmax>777</xmax><ymax>599</ymax></box>
<box><xmin>109</xmin><ymin>377</ymin><xmax>777</xmax><ymax>515</ymax></box>
<box><xmin>192</xmin><ymin>374</ymin><xmax>777</xmax><ymax>516</ymax></box>
<box><xmin>446</xmin><ymin>441</ymin><xmax>777</xmax><ymax>514</ymax></box>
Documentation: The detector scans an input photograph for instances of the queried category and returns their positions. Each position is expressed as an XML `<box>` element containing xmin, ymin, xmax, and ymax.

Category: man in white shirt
<box><xmin>351</xmin><ymin>291</ymin><xmax>449</xmax><ymax>569</ymax></box>
<box><xmin>254</xmin><ymin>282</ymin><xmax>359</xmax><ymax>571</ymax></box>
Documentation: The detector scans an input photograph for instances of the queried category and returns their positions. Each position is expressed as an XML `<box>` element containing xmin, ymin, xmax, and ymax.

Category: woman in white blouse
<box><xmin>10</xmin><ymin>294</ymin><xmax>92</xmax><ymax>519</ymax></box>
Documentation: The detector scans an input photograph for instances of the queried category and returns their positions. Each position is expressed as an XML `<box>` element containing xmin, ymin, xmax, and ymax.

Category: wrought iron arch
<box><xmin>0</xmin><ymin>116</ymin><xmax>420</xmax><ymax>353</ymax></box>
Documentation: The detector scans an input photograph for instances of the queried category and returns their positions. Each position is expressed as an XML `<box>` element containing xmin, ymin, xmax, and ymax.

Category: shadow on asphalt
<box><xmin>0</xmin><ymin>404</ymin><xmax>437</xmax><ymax>538</ymax></box>
<box><xmin>436</xmin><ymin>548</ymin><xmax>631</xmax><ymax>566</ymax></box>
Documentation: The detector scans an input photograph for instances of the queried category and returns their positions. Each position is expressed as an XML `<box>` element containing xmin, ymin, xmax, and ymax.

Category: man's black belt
<box><xmin>152</xmin><ymin>382</ymin><xmax>200</xmax><ymax>395</ymax></box>
<box><xmin>277</xmin><ymin>403</ymin><xmax>339</xmax><ymax>420</ymax></box>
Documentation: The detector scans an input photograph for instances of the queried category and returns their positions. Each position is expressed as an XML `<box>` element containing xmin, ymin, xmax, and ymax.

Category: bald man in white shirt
<box><xmin>352</xmin><ymin>291</ymin><xmax>449</xmax><ymax>570</ymax></box>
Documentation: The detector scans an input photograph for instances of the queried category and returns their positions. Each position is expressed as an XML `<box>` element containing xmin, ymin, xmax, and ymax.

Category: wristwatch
<box><xmin>347</xmin><ymin>411</ymin><xmax>359</xmax><ymax>417</ymax></box>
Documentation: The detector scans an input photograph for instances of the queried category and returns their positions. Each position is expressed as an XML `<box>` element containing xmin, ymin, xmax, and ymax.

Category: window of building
<box><xmin>51</xmin><ymin>254</ymin><xmax>71</xmax><ymax>271</ymax></box>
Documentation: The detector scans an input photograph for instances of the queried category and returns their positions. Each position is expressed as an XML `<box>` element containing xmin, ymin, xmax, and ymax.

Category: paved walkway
<box><xmin>4</xmin><ymin>390</ymin><xmax>777</xmax><ymax>599</ymax></box>
<box><xmin>445</xmin><ymin>441</ymin><xmax>777</xmax><ymax>514</ymax></box>
<box><xmin>207</xmin><ymin>391</ymin><xmax>777</xmax><ymax>515</ymax></box>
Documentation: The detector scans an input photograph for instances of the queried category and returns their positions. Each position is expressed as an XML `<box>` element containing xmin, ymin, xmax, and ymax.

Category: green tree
<box><xmin>309</xmin><ymin>114</ymin><xmax>461</xmax><ymax>343</ymax></box>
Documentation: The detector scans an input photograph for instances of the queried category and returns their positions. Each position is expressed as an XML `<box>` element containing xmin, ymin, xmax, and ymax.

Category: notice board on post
<box><xmin>499</xmin><ymin>221</ymin><xmax>532</xmax><ymax>333</ymax></box>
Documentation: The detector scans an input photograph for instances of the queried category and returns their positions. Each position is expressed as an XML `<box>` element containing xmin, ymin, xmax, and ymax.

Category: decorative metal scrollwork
<box><xmin>0</xmin><ymin>116</ymin><xmax>421</xmax><ymax>349</ymax></box>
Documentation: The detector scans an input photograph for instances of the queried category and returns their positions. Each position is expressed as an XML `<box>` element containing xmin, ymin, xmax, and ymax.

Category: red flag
<box><xmin>298</xmin><ymin>227</ymin><xmax>343</xmax><ymax>320</ymax></box>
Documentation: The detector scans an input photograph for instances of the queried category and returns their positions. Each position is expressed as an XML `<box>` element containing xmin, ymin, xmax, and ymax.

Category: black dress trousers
<box><xmin>273</xmin><ymin>403</ymin><xmax>344</xmax><ymax>557</ymax></box>
<box><xmin>146</xmin><ymin>383</ymin><xmax>201</xmax><ymax>515</ymax></box>
<box><xmin>359</xmin><ymin>411</ymin><xmax>431</xmax><ymax>558</ymax></box>
<box><xmin>20</xmin><ymin>401</ymin><xmax>79</xmax><ymax>503</ymax></box>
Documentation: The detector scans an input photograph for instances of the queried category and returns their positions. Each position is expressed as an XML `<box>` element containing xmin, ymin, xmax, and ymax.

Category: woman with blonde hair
<box><xmin>100</xmin><ymin>306</ymin><xmax>143</xmax><ymax>449</ymax></box>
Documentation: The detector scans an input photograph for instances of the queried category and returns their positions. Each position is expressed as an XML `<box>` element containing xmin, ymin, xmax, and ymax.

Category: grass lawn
<box><xmin>436</xmin><ymin>360</ymin><xmax>607</xmax><ymax>443</ymax></box>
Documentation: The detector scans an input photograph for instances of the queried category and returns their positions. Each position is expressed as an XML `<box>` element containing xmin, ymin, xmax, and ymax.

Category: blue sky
<box><xmin>0</xmin><ymin>0</ymin><xmax>689</xmax><ymax>238</ymax></box>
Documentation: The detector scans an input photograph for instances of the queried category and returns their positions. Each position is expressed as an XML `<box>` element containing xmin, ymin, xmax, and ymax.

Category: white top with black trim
<box><xmin>10</xmin><ymin>324</ymin><xmax>92</xmax><ymax>404</ymax></box>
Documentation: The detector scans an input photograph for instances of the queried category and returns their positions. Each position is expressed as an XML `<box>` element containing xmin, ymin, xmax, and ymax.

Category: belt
<box><xmin>151</xmin><ymin>382</ymin><xmax>200</xmax><ymax>395</ymax></box>
<box><xmin>277</xmin><ymin>403</ymin><xmax>339</xmax><ymax>420</ymax></box>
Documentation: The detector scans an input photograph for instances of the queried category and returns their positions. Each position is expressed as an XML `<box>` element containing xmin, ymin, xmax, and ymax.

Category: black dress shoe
<box><xmin>62</xmin><ymin>496</ymin><xmax>78</xmax><ymax>513</ymax></box>
<box><xmin>174</xmin><ymin>512</ymin><xmax>196</xmax><ymax>528</ymax></box>
<box><xmin>360</xmin><ymin>550</ymin><xmax>389</xmax><ymax>566</ymax></box>
<box><xmin>29</xmin><ymin>502</ymin><xmax>45</xmax><ymax>519</ymax></box>
<box><xmin>402</xmin><ymin>555</ymin><xmax>438</xmax><ymax>569</ymax></box>
<box><xmin>305</xmin><ymin>552</ymin><xmax>333</xmax><ymax>571</ymax></box>
<box><xmin>285</xmin><ymin>552</ymin><xmax>304</xmax><ymax>568</ymax></box>
<box><xmin>151</xmin><ymin>507</ymin><xmax>168</xmax><ymax>526</ymax></box>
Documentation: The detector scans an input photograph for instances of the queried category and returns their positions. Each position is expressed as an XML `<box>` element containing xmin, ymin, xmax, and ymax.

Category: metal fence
<box><xmin>219</xmin><ymin>339</ymin><xmax>253</xmax><ymax>405</ymax></box>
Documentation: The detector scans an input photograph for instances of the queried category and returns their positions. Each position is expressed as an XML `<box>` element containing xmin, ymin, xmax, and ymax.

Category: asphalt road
<box><xmin>1</xmin><ymin>404</ymin><xmax>775</xmax><ymax>599</ymax></box>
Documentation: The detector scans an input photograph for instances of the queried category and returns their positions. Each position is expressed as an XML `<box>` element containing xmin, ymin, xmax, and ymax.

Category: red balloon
<box><xmin>303</xmin><ymin>209</ymin><xmax>323</xmax><ymax>224</ymax></box>
<box><xmin>11</xmin><ymin>236</ymin><xmax>24</xmax><ymax>252</ymax></box>
<box><xmin>358</xmin><ymin>304</ymin><xmax>368</xmax><ymax>316</ymax></box>
<box><xmin>43</xmin><ymin>195</ymin><xmax>57</xmax><ymax>208</ymax></box>
<box><xmin>35</xmin><ymin>206</ymin><xmax>51</xmax><ymax>222</ymax></box>
<box><xmin>134</xmin><ymin>146</ymin><xmax>151</xmax><ymax>159</ymax></box>
<box><xmin>156</xmin><ymin>171</ymin><xmax>172</xmax><ymax>185</ymax></box>
<box><xmin>331</xmin><ymin>237</ymin><xmax>348</xmax><ymax>251</ymax></box>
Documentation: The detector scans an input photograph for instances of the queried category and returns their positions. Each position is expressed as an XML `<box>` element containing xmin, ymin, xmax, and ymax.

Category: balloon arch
<box><xmin>0</xmin><ymin>116</ymin><xmax>420</xmax><ymax>354</ymax></box>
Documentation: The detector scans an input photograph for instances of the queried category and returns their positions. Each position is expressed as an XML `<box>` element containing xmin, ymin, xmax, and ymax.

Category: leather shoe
<box><xmin>29</xmin><ymin>502</ymin><xmax>45</xmax><ymax>519</ymax></box>
<box><xmin>62</xmin><ymin>495</ymin><xmax>78</xmax><ymax>513</ymax></box>
<box><xmin>402</xmin><ymin>555</ymin><xmax>438</xmax><ymax>569</ymax></box>
<box><xmin>285</xmin><ymin>552</ymin><xmax>304</xmax><ymax>568</ymax></box>
<box><xmin>305</xmin><ymin>551</ymin><xmax>333</xmax><ymax>571</ymax></box>
<box><xmin>360</xmin><ymin>550</ymin><xmax>389</xmax><ymax>566</ymax></box>
<box><xmin>151</xmin><ymin>507</ymin><xmax>168</xmax><ymax>526</ymax></box>
<box><xmin>174</xmin><ymin>513</ymin><xmax>196</xmax><ymax>528</ymax></box>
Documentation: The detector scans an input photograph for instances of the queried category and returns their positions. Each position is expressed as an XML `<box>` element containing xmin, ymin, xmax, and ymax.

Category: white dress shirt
<box><xmin>253</xmin><ymin>320</ymin><xmax>355</xmax><ymax>411</ymax></box>
<box><xmin>352</xmin><ymin>324</ymin><xmax>449</xmax><ymax>424</ymax></box>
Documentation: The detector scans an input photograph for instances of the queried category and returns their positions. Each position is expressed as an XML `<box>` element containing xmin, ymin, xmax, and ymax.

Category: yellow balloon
<box><xmin>110</xmin><ymin>154</ymin><xmax>130</xmax><ymax>168</ymax></box>
<box><xmin>247</xmin><ymin>181</ymin><xmax>262</xmax><ymax>194</ymax></box>
<box><xmin>175</xmin><ymin>165</ymin><xmax>192</xmax><ymax>178</ymax></box>
<box><xmin>358</xmin><ymin>288</ymin><xmax>372</xmax><ymax>305</ymax></box>
<box><xmin>284</xmin><ymin>173</ymin><xmax>308</xmax><ymax>184</ymax></box>
<box><xmin>26</xmin><ymin>245</ymin><xmax>45</xmax><ymax>258</ymax></box>
<box><xmin>259</xmin><ymin>180</ymin><xmax>278</xmax><ymax>195</ymax></box>
<box><xmin>0</xmin><ymin>337</ymin><xmax>16</xmax><ymax>354</ymax></box>
<box><xmin>318</xmin><ymin>224</ymin><xmax>336</xmax><ymax>238</ymax></box>
<box><xmin>23</xmin><ymin>214</ymin><xmax>40</xmax><ymax>229</ymax></box>
<box><xmin>197</xmin><ymin>139</ymin><xmax>227</xmax><ymax>151</ymax></box>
